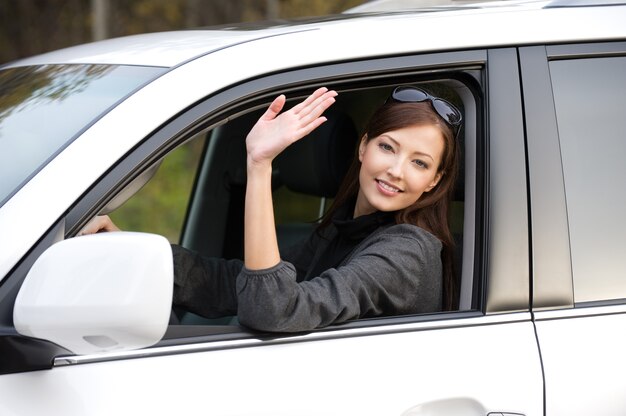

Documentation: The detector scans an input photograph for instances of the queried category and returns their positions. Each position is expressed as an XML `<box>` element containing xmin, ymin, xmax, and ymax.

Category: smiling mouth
<box><xmin>376</xmin><ymin>179</ymin><xmax>403</xmax><ymax>193</ymax></box>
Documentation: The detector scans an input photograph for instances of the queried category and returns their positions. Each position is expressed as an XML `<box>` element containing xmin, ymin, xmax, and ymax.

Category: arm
<box><xmin>244</xmin><ymin>87</ymin><xmax>337</xmax><ymax>270</ymax></box>
<box><xmin>236</xmin><ymin>225</ymin><xmax>443</xmax><ymax>332</ymax></box>
<box><xmin>171</xmin><ymin>245</ymin><xmax>243</xmax><ymax>318</ymax></box>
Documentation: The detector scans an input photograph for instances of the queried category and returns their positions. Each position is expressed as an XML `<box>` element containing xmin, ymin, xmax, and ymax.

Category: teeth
<box><xmin>378</xmin><ymin>180</ymin><xmax>400</xmax><ymax>192</ymax></box>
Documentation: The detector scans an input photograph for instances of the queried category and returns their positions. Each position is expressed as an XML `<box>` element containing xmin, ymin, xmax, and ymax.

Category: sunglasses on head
<box><xmin>388</xmin><ymin>86</ymin><xmax>463</xmax><ymax>129</ymax></box>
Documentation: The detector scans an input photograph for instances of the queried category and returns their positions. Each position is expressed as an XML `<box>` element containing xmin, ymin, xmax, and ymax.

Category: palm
<box><xmin>246</xmin><ymin>87</ymin><xmax>337</xmax><ymax>165</ymax></box>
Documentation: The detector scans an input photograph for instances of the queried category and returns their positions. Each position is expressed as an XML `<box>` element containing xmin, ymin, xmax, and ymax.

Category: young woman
<box><xmin>82</xmin><ymin>86</ymin><xmax>462</xmax><ymax>332</ymax></box>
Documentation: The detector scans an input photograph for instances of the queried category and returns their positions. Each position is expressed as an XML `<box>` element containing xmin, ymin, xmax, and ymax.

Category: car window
<box><xmin>109</xmin><ymin>135</ymin><xmax>206</xmax><ymax>243</ymax></box>
<box><xmin>175</xmin><ymin>80</ymin><xmax>474</xmax><ymax>321</ymax></box>
<box><xmin>81</xmin><ymin>73</ymin><xmax>479</xmax><ymax>332</ymax></box>
<box><xmin>550</xmin><ymin>56</ymin><xmax>626</xmax><ymax>303</ymax></box>
<box><xmin>273</xmin><ymin>187</ymin><xmax>328</xmax><ymax>251</ymax></box>
<box><xmin>0</xmin><ymin>64</ymin><xmax>165</xmax><ymax>208</ymax></box>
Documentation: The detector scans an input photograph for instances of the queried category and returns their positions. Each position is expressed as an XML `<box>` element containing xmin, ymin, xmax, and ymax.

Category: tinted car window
<box><xmin>550</xmin><ymin>56</ymin><xmax>626</xmax><ymax>303</ymax></box>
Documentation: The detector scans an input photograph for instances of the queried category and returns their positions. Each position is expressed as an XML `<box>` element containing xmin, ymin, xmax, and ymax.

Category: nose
<box><xmin>386</xmin><ymin>157</ymin><xmax>403</xmax><ymax>179</ymax></box>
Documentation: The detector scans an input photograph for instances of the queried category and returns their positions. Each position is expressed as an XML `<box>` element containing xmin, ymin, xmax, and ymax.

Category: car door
<box><xmin>0</xmin><ymin>48</ymin><xmax>543</xmax><ymax>415</ymax></box>
<box><xmin>521</xmin><ymin>41</ymin><xmax>626</xmax><ymax>416</ymax></box>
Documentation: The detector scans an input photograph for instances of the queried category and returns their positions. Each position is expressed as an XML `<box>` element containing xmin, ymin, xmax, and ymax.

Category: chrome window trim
<box><xmin>54</xmin><ymin>312</ymin><xmax>532</xmax><ymax>367</ymax></box>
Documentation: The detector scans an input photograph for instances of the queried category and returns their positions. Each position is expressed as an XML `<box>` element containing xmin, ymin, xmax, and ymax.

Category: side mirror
<box><xmin>13</xmin><ymin>232</ymin><xmax>173</xmax><ymax>355</ymax></box>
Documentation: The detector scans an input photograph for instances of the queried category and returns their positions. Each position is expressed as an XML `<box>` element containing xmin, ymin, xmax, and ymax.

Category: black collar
<box><xmin>332</xmin><ymin>203</ymin><xmax>395</xmax><ymax>241</ymax></box>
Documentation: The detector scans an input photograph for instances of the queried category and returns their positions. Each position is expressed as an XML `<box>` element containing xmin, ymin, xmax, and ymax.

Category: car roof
<box><xmin>4</xmin><ymin>0</ymin><xmax>625</xmax><ymax>69</ymax></box>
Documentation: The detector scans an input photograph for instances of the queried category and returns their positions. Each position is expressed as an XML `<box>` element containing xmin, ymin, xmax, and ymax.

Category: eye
<box><xmin>413</xmin><ymin>159</ymin><xmax>429</xmax><ymax>169</ymax></box>
<box><xmin>378</xmin><ymin>142</ymin><xmax>393</xmax><ymax>152</ymax></box>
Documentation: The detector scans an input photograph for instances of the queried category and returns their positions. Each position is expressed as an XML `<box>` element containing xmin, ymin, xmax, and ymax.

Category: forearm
<box><xmin>244</xmin><ymin>160</ymin><xmax>280</xmax><ymax>270</ymax></box>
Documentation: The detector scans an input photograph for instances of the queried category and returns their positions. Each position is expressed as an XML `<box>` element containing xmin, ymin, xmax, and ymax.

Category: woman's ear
<box><xmin>358</xmin><ymin>134</ymin><xmax>368</xmax><ymax>162</ymax></box>
<box><xmin>426</xmin><ymin>172</ymin><xmax>443</xmax><ymax>192</ymax></box>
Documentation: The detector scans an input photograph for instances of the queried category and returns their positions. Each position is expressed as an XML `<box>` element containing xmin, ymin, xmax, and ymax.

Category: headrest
<box><xmin>275</xmin><ymin>111</ymin><xmax>358</xmax><ymax>198</ymax></box>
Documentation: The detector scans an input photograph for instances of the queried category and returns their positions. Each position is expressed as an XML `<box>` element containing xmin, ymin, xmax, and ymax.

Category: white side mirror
<box><xmin>13</xmin><ymin>232</ymin><xmax>173</xmax><ymax>355</ymax></box>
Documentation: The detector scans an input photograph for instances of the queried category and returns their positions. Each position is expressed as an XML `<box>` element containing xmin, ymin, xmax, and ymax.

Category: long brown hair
<box><xmin>319</xmin><ymin>100</ymin><xmax>460</xmax><ymax>310</ymax></box>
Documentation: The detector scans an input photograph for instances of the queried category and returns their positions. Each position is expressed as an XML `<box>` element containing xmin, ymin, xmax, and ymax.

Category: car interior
<box><xmin>106</xmin><ymin>78</ymin><xmax>478</xmax><ymax>336</ymax></box>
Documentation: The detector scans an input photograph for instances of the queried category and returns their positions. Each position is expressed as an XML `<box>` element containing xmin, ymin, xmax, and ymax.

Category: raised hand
<box><xmin>245</xmin><ymin>87</ymin><xmax>337</xmax><ymax>167</ymax></box>
<box><xmin>242</xmin><ymin>88</ymin><xmax>336</xmax><ymax>270</ymax></box>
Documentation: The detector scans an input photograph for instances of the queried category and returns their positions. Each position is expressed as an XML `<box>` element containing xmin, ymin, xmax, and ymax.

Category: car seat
<box><xmin>273</xmin><ymin>110</ymin><xmax>359</xmax><ymax>250</ymax></box>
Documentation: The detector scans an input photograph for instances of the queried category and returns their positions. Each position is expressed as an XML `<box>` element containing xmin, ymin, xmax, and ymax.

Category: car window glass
<box><xmin>273</xmin><ymin>187</ymin><xmax>327</xmax><ymax>251</ymax></box>
<box><xmin>550</xmin><ymin>56</ymin><xmax>626</xmax><ymax>303</ymax></box>
<box><xmin>273</xmin><ymin>187</ymin><xmax>325</xmax><ymax>224</ymax></box>
<box><xmin>0</xmin><ymin>64</ymin><xmax>165</xmax><ymax>208</ymax></box>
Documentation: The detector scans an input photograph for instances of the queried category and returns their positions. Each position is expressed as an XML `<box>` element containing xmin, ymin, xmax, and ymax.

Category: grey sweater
<box><xmin>173</xmin><ymin>223</ymin><xmax>442</xmax><ymax>332</ymax></box>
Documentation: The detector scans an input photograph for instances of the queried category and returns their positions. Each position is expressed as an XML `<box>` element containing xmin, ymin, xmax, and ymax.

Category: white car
<box><xmin>1</xmin><ymin>0</ymin><xmax>626</xmax><ymax>414</ymax></box>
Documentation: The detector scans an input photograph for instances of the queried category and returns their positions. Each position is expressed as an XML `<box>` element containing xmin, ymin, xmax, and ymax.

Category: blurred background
<box><xmin>0</xmin><ymin>0</ymin><xmax>366</xmax><ymax>65</ymax></box>
<box><xmin>0</xmin><ymin>0</ymin><xmax>371</xmax><ymax>242</ymax></box>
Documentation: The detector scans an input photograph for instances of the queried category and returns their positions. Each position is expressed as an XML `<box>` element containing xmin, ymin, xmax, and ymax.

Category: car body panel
<box><xmin>535</xmin><ymin>306</ymin><xmax>626</xmax><ymax>415</ymax></box>
<box><xmin>0</xmin><ymin>314</ymin><xmax>542</xmax><ymax>415</ymax></box>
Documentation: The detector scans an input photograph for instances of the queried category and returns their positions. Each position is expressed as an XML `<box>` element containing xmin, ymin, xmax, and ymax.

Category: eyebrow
<box><xmin>381</xmin><ymin>134</ymin><xmax>435</xmax><ymax>162</ymax></box>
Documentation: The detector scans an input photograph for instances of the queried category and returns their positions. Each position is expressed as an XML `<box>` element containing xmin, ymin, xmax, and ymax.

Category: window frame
<box><xmin>0</xmin><ymin>47</ymin><xmax>528</xmax><ymax>370</ymax></box>
<box><xmin>70</xmin><ymin>50</ymin><xmax>490</xmax><ymax>333</ymax></box>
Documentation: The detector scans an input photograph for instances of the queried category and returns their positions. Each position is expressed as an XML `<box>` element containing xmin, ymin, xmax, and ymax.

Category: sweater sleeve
<box><xmin>171</xmin><ymin>244</ymin><xmax>243</xmax><ymax>318</ymax></box>
<box><xmin>236</xmin><ymin>224</ymin><xmax>442</xmax><ymax>332</ymax></box>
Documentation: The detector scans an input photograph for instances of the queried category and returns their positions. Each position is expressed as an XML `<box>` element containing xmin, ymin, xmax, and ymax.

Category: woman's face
<box><xmin>354</xmin><ymin>124</ymin><xmax>444</xmax><ymax>218</ymax></box>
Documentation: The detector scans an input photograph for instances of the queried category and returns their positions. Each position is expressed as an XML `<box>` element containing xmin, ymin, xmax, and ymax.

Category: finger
<box><xmin>291</xmin><ymin>87</ymin><xmax>329</xmax><ymax>114</ymax></box>
<box><xmin>78</xmin><ymin>215</ymin><xmax>119</xmax><ymax>235</ymax></box>
<box><xmin>78</xmin><ymin>217</ymin><xmax>104</xmax><ymax>235</ymax></box>
<box><xmin>296</xmin><ymin>90</ymin><xmax>337</xmax><ymax>120</ymax></box>
<box><xmin>290</xmin><ymin>95</ymin><xmax>336</xmax><ymax>143</ymax></box>
<box><xmin>260</xmin><ymin>94</ymin><xmax>286</xmax><ymax>121</ymax></box>
<box><xmin>298</xmin><ymin>89</ymin><xmax>335</xmax><ymax>117</ymax></box>
<box><xmin>298</xmin><ymin>94</ymin><xmax>336</xmax><ymax>127</ymax></box>
<box><xmin>295</xmin><ymin>116</ymin><xmax>328</xmax><ymax>140</ymax></box>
